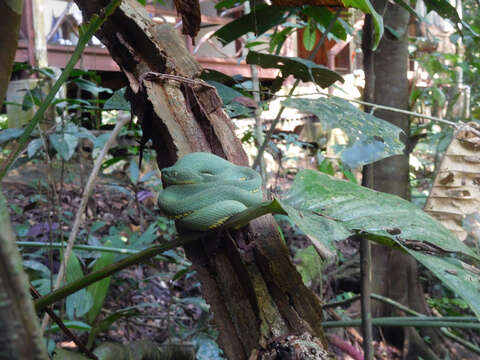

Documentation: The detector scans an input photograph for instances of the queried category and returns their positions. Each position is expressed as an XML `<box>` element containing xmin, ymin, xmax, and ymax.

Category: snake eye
<box><xmin>202</xmin><ymin>171</ymin><xmax>214</xmax><ymax>176</ymax></box>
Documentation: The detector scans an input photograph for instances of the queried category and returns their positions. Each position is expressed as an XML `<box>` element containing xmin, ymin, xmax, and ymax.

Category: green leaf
<box><xmin>104</xmin><ymin>87</ymin><xmax>130</xmax><ymax>111</ymax></box>
<box><xmin>301</xmin><ymin>6</ymin><xmax>347</xmax><ymax>41</ymax></box>
<box><xmin>72</xmin><ymin>78</ymin><xmax>113</xmax><ymax>97</ymax></box>
<box><xmin>53</xmin><ymin>348</ymin><xmax>90</xmax><ymax>360</ymax></box>
<box><xmin>0</xmin><ymin>128</ymin><xmax>24</xmax><ymax>144</ymax></box>
<box><xmin>246</xmin><ymin>51</ymin><xmax>343</xmax><ymax>88</ymax></box>
<box><xmin>128</xmin><ymin>160</ymin><xmax>139</xmax><ymax>185</ymax></box>
<box><xmin>85</xmin><ymin>241</ymin><xmax>116</xmax><ymax>324</ymax></box>
<box><xmin>392</xmin><ymin>0</ymin><xmax>424</xmax><ymax>21</ymax></box>
<box><xmin>278</xmin><ymin>170</ymin><xmax>480</xmax><ymax>318</ymax></box>
<box><xmin>23</xmin><ymin>259</ymin><xmax>51</xmax><ymax>275</ymax></box>
<box><xmin>213</xmin><ymin>4</ymin><xmax>291</xmax><ymax>45</ymax></box>
<box><xmin>207</xmin><ymin>81</ymin><xmax>244</xmax><ymax>105</ymax></box>
<box><xmin>87</xmin><ymin>308</ymin><xmax>140</xmax><ymax>348</ymax></box>
<box><xmin>282</xmin><ymin>97</ymin><xmax>404</xmax><ymax>168</ymax></box>
<box><xmin>303</xmin><ymin>20</ymin><xmax>317</xmax><ymax>51</ymax></box>
<box><xmin>342</xmin><ymin>0</ymin><xmax>384</xmax><ymax>50</ymax></box>
<box><xmin>423</xmin><ymin>0</ymin><xmax>478</xmax><ymax>36</ymax></box>
<box><xmin>47</xmin><ymin>320</ymin><xmax>92</xmax><ymax>333</ymax></box>
<box><xmin>27</xmin><ymin>138</ymin><xmax>43</xmax><ymax>158</ymax></box>
<box><xmin>49</xmin><ymin>123</ymin><xmax>81</xmax><ymax>161</ymax></box>
<box><xmin>66</xmin><ymin>252</ymin><xmax>93</xmax><ymax>319</ymax></box>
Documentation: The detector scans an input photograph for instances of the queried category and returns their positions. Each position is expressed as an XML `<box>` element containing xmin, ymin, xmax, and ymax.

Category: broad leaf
<box><xmin>207</xmin><ymin>81</ymin><xmax>244</xmax><ymax>105</ymax></box>
<box><xmin>27</xmin><ymin>138</ymin><xmax>43</xmax><ymax>158</ymax></box>
<box><xmin>85</xmin><ymin>240</ymin><xmax>116</xmax><ymax>324</ymax></box>
<box><xmin>49</xmin><ymin>122</ymin><xmax>81</xmax><ymax>161</ymax></box>
<box><xmin>104</xmin><ymin>87</ymin><xmax>130</xmax><ymax>111</ymax></box>
<box><xmin>278</xmin><ymin>170</ymin><xmax>480</xmax><ymax>317</ymax></box>
<box><xmin>282</xmin><ymin>97</ymin><xmax>404</xmax><ymax>168</ymax></box>
<box><xmin>423</xmin><ymin>0</ymin><xmax>478</xmax><ymax>36</ymax></box>
<box><xmin>301</xmin><ymin>6</ymin><xmax>347</xmax><ymax>41</ymax></box>
<box><xmin>0</xmin><ymin>128</ymin><xmax>24</xmax><ymax>144</ymax></box>
<box><xmin>246</xmin><ymin>51</ymin><xmax>344</xmax><ymax>89</ymax></box>
<box><xmin>342</xmin><ymin>0</ymin><xmax>383</xmax><ymax>50</ymax></box>
<box><xmin>213</xmin><ymin>4</ymin><xmax>292</xmax><ymax>45</ymax></box>
<box><xmin>303</xmin><ymin>20</ymin><xmax>317</xmax><ymax>51</ymax></box>
<box><xmin>71</xmin><ymin>78</ymin><xmax>112</xmax><ymax>97</ymax></box>
<box><xmin>66</xmin><ymin>252</ymin><xmax>93</xmax><ymax>319</ymax></box>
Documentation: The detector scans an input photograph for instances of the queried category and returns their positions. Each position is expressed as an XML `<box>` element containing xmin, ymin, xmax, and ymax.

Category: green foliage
<box><xmin>246</xmin><ymin>51</ymin><xmax>344</xmax><ymax>89</ymax></box>
<box><xmin>282</xmin><ymin>97</ymin><xmax>404</xmax><ymax>168</ymax></box>
<box><xmin>277</xmin><ymin>170</ymin><xmax>480</xmax><ymax>317</ymax></box>
<box><xmin>213</xmin><ymin>4</ymin><xmax>293</xmax><ymax>46</ymax></box>
<box><xmin>85</xmin><ymin>241</ymin><xmax>116</xmax><ymax>324</ymax></box>
<box><xmin>341</xmin><ymin>0</ymin><xmax>383</xmax><ymax>49</ymax></box>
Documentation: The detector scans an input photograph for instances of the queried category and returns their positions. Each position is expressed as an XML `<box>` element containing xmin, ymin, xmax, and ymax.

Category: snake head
<box><xmin>161</xmin><ymin>167</ymin><xmax>216</xmax><ymax>186</ymax></box>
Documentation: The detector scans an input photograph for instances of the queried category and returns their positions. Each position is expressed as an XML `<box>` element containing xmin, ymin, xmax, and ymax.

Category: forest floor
<box><xmin>5</xmin><ymin>162</ymin><xmax>406</xmax><ymax>359</ymax></box>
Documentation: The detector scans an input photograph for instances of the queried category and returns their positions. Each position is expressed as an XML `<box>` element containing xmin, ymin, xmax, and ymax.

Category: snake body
<box><xmin>158</xmin><ymin>152</ymin><xmax>263</xmax><ymax>232</ymax></box>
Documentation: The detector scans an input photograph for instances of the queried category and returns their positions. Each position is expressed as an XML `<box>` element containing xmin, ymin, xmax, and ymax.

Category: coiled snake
<box><xmin>158</xmin><ymin>152</ymin><xmax>263</xmax><ymax>232</ymax></box>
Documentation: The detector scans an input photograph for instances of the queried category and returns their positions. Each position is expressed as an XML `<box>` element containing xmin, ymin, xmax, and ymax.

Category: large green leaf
<box><xmin>278</xmin><ymin>170</ymin><xmax>480</xmax><ymax>317</ymax></box>
<box><xmin>282</xmin><ymin>97</ymin><xmax>404</xmax><ymax>168</ymax></box>
<box><xmin>423</xmin><ymin>0</ymin><xmax>478</xmax><ymax>36</ymax></box>
<box><xmin>85</xmin><ymin>240</ymin><xmax>116</xmax><ymax>324</ymax></box>
<box><xmin>66</xmin><ymin>252</ymin><xmax>93</xmax><ymax>319</ymax></box>
<box><xmin>104</xmin><ymin>87</ymin><xmax>129</xmax><ymax>111</ymax></box>
<box><xmin>342</xmin><ymin>0</ymin><xmax>383</xmax><ymax>50</ymax></box>
<box><xmin>213</xmin><ymin>4</ymin><xmax>292</xmax><ymax>45</ymax></box>
<box><xmin>301</xmin><ymin>6</ymin><xmax>347</xmax><ymax>41</ymax></box>
<box><xmin>246</xmin><ymin>52</ymin><xmax>343</xmax><ymax>89</ymax></box>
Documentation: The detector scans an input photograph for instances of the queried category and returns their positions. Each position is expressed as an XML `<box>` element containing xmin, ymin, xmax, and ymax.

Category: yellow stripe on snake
<box><xmin>158</xmin><ymin>152</ymin><xmax>263</xmax><ymax>232</ymax></box>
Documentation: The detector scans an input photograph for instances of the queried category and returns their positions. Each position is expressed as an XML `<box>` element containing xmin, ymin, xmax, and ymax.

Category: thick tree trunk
<box><xmin>363</xmin><ymin>2</ymin><xmax>444</xmax><ymax>359</ymax></box>
<box><xmin>0</xmin><ymin>0</ymin><xmax>24</xmax><ymax>106</ymax></box>
<box><xmin>72</xmin><ymin>1</ymin><xmax>329</xmax><ymax>359</ymax></box>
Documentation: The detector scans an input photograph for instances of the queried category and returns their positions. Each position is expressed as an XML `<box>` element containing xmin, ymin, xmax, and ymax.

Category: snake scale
<box><xmin>157</xmin><ymin>152</ymin><xmax>263</xmax><ymax>232</ymax></box>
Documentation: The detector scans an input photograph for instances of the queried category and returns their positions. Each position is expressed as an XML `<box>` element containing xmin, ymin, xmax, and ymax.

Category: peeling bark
<box><xmin>72</xmin><ymin>1</ymin><xmax>328</xmax><ymax>358</ymax></box>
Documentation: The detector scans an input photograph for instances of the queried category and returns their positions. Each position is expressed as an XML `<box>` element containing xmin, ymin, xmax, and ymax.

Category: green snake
<box><xmin>157</xmin><ymin>152</ymin><xmax>263</xmax><ymax>232</ymax></box>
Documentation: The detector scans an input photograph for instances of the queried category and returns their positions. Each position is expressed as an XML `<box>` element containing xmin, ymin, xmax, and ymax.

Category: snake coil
<box><xmin>157</xmin><ymin>152</ymin><xmax>263</xmax><ymax>232</ymax></box>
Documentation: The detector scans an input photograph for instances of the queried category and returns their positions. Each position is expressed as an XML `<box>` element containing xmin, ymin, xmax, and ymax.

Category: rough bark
<box><xmin>363</xmin><ymin>1</ymin><xmax>445</xmax><ymax>358</ymax></box>
<box><xmin>0</xmin><ymin>0</ymin><xmax>24</xmax><ymax>107</ymax></box>
<box><xmin>72</xmin><ymin>1</ymin><xmax>328</xmax><ymax>359</ymax></box>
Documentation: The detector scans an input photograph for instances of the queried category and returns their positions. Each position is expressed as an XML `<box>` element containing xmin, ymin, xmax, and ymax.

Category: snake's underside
<box><xmin>157</xmin><ymin>152</ymin><xmax>263</xmax><ymax>232</ymax></box>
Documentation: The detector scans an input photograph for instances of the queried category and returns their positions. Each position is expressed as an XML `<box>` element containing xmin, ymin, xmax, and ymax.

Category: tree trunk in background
<box><xmin>363</xmin><ymin>2</ymin><xmax>445</xmax><ymax>359</ymax></box>
<box><xmin>0</xmin><ymin>0</ymin><xmax>24</xmax><ymax>106</ymax></box>
<box><xmin>73</xmin><ymin>1</ymin><xmax>329</xmax><ymax>359</ymax></box>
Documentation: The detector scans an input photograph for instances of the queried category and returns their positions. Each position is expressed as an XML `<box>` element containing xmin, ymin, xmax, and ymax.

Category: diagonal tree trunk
<box><xmin>72</xmin><ymin>1</ymin><xmax>329</xmax><ymax>358</ymax></box>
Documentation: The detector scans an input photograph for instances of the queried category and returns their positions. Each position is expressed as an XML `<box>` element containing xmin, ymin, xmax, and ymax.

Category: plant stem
<box><xmin>35</xmin><ymin>236</ymin><xmax>194</xmax><ymax>311</ymax></box>
<box><xmin>359</xmin><ymin>234</ymin><xmax>373</xmax><ymax>360</ymax></box>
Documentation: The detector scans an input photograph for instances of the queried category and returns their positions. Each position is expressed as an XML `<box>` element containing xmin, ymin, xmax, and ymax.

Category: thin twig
<box><xmin>31</xmin><ymin>286</ymin><xmax>97</xmax><ymax>359</ymax></box>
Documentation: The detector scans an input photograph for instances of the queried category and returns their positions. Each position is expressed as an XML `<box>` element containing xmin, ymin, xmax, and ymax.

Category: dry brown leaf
<box><xmin>424</xmin><ymin>122</ymin><xmax>480</xmax><ymax>242</ymax></box>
